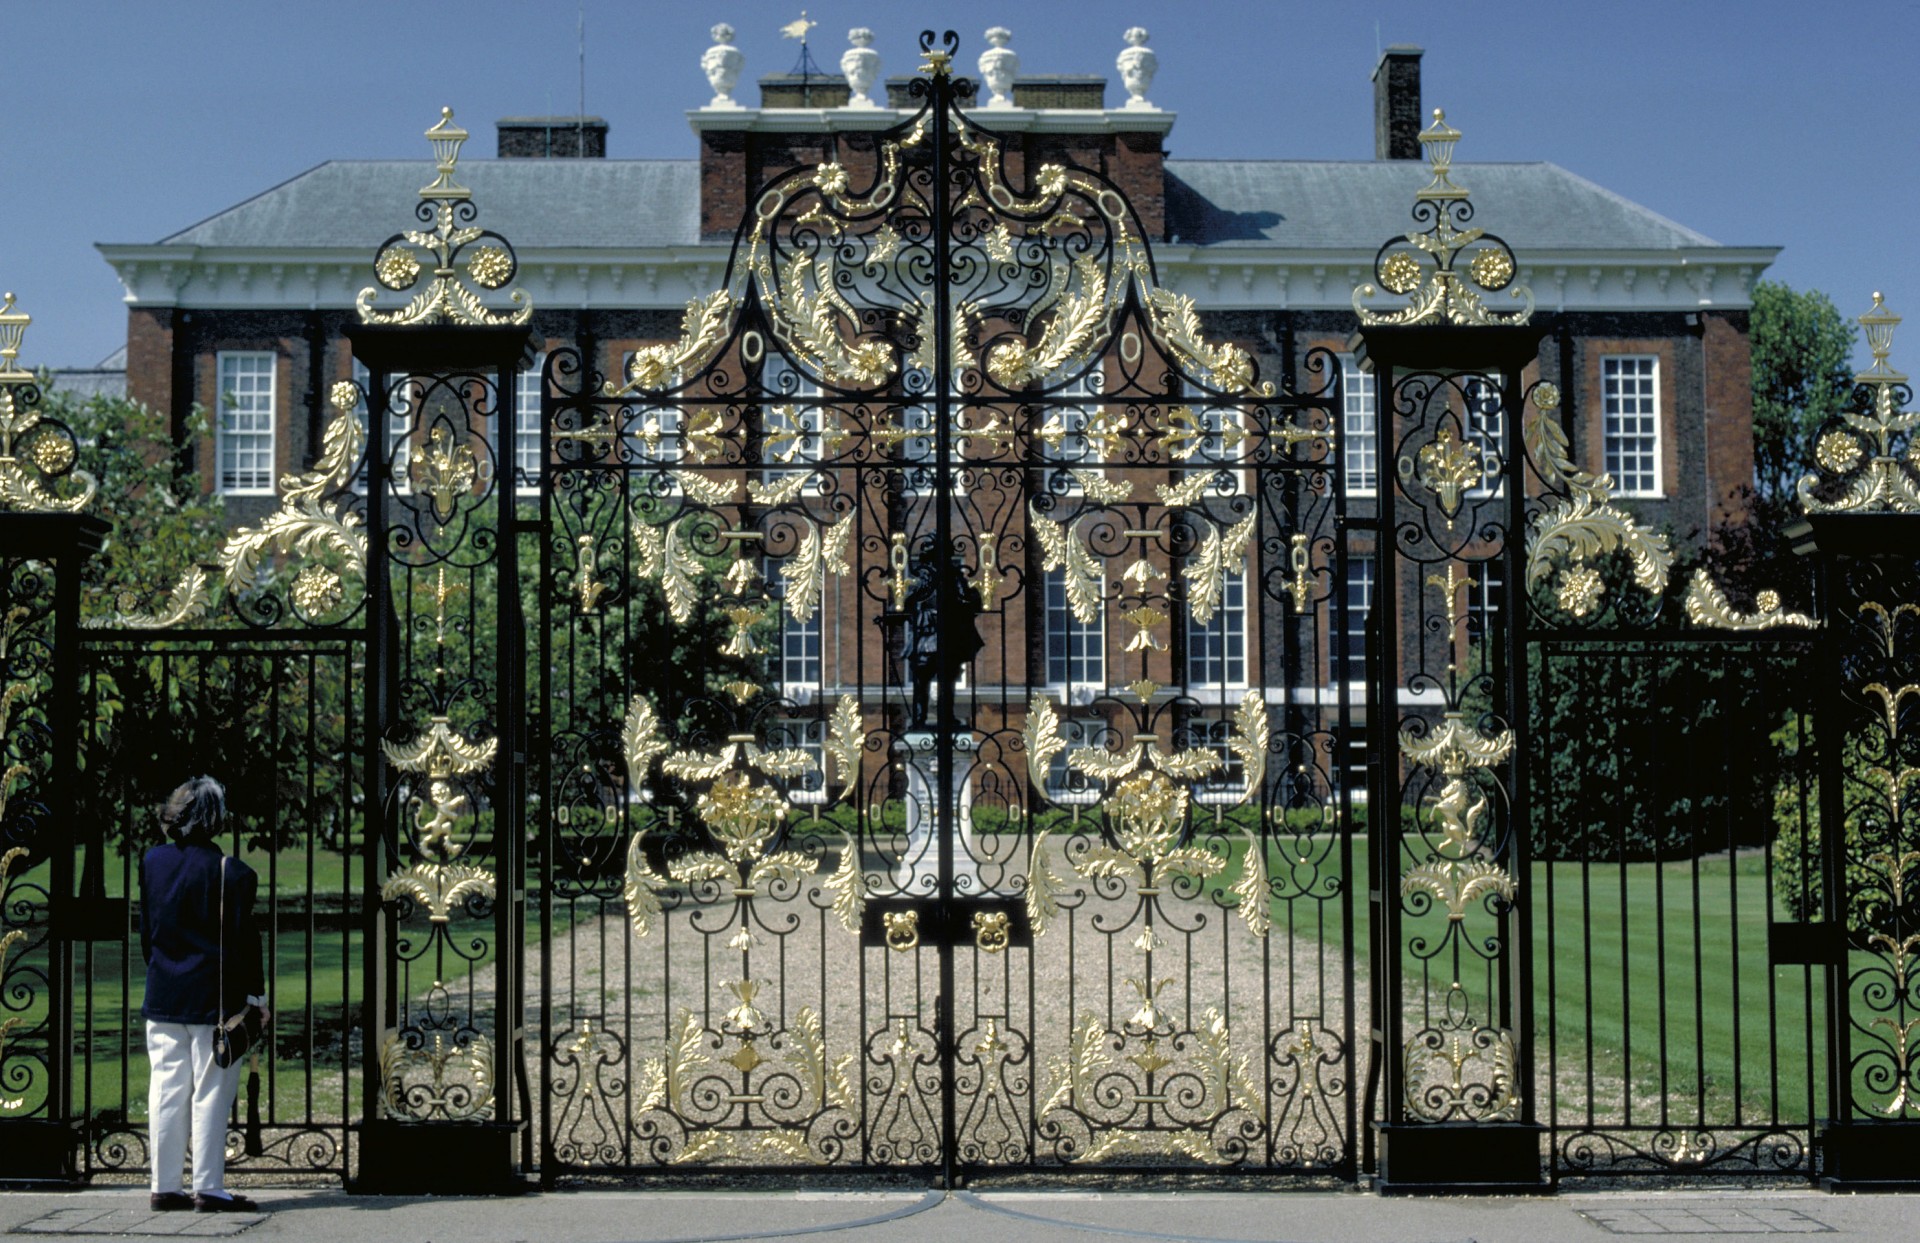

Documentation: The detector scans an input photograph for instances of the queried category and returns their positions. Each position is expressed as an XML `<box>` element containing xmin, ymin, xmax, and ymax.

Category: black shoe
<box><xmin>150</xmin><ymin>1192</ymin><xmax>194</xmax><ymax>1212</ymax></box>
<box><xmin>194</xmin><ymin>1192</ymin><xmax>259</xmax><ymax>1213</ymax></box>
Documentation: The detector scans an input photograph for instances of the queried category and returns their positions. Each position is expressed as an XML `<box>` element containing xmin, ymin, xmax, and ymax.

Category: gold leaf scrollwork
<box><xmin>357</xmin><ymin>109</ymin><xmax>532</xmax><ymax>328</ymax></box>
<box><xmin>1028</xmin><ymin>505</ymin><xmax>1103</xmax><ymax>623</ymax></box>
<box><xmin>1404</xmin><ymin>1025</ymin><xmax>1521</xmax><ymax>1122</ymax></box>
<box><xmin>986</xmin><ymin>256</ymin><xmax>1111</xmax><ymax>389</ymax></box>
<box><xmin>616</xmin><ymin>291</ymin><xmax>736</xmax><ymax>395</ymax></box>
<box><xmin>1184</xmin><ymin>512</ymin><xmax>1258</xmax><ymax>625</ymax></box>
<box><xmin>380</xmin><ymin>861</ymin><xmax>495</xmax><ymax>923</ymax></box>
<box><xmin>0</xmin><ymin>295</ymin><xmax>97</xmax><ymax>513</ymax></box>
<box><xmin>380</xmin><ymin>1028</ymin><xmax>494</xmax><ymax>1122</ymax></box>
<box><xmin>1798</xmin><ymin>295</ymin><xmax>1920</xmax><ymax>514</ymax></box>
<box><xmin>82</xmin><ymin>565</ymin><xmax>213</xmax><ymax>630</ymax></box>
<box><xmin>1039</xmin><ymin>1006</ymin><xmax>1260</xmax><ymax>1165</ymax></box>
<box><xmin>1352</xmin><ymin>110</ymin><xmax>1533</xmax><ymax>329</ymax></box>
<box><xmin>1523</xmin><ymin>387</ymin><xmax>1671</xmax><ymax>618</ymax></box>
<box><xmin>219</xmin><ymin>386</ymin><xmax>368</xmax><ymax>609</ymax></box>
<box><xmin>1683</xmin><ymin>569</ymin><xmax>1817</xmax><ymax>630</ymax></box>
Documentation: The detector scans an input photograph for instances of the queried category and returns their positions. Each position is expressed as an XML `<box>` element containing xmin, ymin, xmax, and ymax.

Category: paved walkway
<box><xmin>0</xmin><ymin>1186</ymin><xmax>1912</xmax><ymax>1243</ymax></box>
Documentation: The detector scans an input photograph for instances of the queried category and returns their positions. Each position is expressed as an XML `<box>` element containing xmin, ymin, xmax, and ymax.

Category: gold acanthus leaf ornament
<box><xmin>1522</xmin><ymin>392</ymin><xmax>1671</xmax><ymax>613</ymax></box>
<box><xmin>616</xmin><ymin>291</ymin><xmax>736</xmax><ymax>394</ymax></box>
<box><xmin>1183</xmin><ymin>512</ymin><xmax>1258</xmax><ymax>624</ymax></box>
<box><xmin>357</xmin><ymin>110</ymin><xmax>531</xmax><ymax>328</ymax></box>
<box><xmin>1400</xmin><ymin>710</ymin><xmax>1514</xmax><ymax>779</ymax></box>
<box><xmin>1402</xmin><ymin>856</ymin><xmax>1515</xmax><ymax>921</ymax></box>
<box><xmin>1028</xmin><ymin>505</ymin><xmax>1103</xmax><ymax>623</ymax></box>
<box><xmin>1143</xmin><ymin>289</ymin><xmax>1262</xmax><ymax>395</ymax></box>
<box><xmin>1683</xmin><ymin>569</ymin><xmax>1818</xmax><ymax>630</ymax></box>
<box><xmin>778</xmin><ymin>515</ymin><xmax>854</xmax><ymax>625</ymax></box>
<box><xmin>765</xmin><ymin>252</ymin><xmax>895</xmax><ymax>387</ymax></box>
<box><xmin>381</xmin><ymin>861</ymin><xmax>495</xmax><ymax>923</ymax></box>
<box><xmin>383</xmin><ymin>715</ymin><xmax>498</xmax><ymax>779</ymax></box>
<box><xmin>82</xmin><ymin>565</ymin><xmax>214</xmax><ymax>630</ymax></box>
<box><xmin>986</xmin><ymin>256</ymin><xmax>1112</xmax><ymax>389</ymax></box>
<box><xmin>219</xmin><ymin>393</ymin><xmax>369</xmax><ymax>601</ymax></box>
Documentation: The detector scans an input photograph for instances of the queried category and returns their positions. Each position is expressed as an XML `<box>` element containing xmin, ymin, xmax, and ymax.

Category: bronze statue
<box><xmin>902</xmin><ymin>548</ymin><xmax>984</xmax><ymax>729</ymax></box>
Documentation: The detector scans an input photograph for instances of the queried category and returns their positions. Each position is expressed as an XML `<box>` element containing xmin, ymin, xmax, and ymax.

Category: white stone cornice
<box><xmin>99</xmin><ymin>241</ymin><xmax>1779</xmax><ymax>314</ymax></box>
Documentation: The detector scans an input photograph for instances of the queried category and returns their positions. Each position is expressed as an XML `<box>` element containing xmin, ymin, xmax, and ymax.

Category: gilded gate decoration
<box><xmin>6</xmin><ymin>27</ymin><xmax>1905</xmax><ymax>1194</ymax></box>
<box><xmin>536</xmin><ymin>32</ymin><xmax>1352</xmax><ymax>1176</ymax></box>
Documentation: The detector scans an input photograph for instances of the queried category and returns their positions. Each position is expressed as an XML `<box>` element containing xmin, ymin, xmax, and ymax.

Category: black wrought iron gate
<box><xmin>533</xmin><ymin>37</ymin><xmax>1352</xmax><ymax>1180</ymax></box>
<box><xmin>5</xmin><ymin>29</ymin><xmax>1915</xmax><ymax>1196</ymax></box>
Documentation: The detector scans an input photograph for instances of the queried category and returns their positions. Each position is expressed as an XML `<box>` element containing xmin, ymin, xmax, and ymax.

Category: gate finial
<box><xmin>357</xmin><ymin>107</ymin><xmax>532</xmax><ymax>326</ymax></box>
<box><xmin>1353</xmin><ymin>107</ymin><xmax>1532</xmax><ymax>328</ymax></box>
<box><xmin>1798</xmin><ymin>293</ymin><xmax>1920</xmax><ymax>513</ymax></box>
<box><xmin>0</xmin><ymin>293</ymin><xmax>96</xmax><ymax>513</ymax></box>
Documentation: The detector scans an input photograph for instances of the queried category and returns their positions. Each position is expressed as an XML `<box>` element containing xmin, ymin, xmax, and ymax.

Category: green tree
<box><xmin>1748</xmin><ymin>280</ymin><xmax>1857</xmax><ymax>529</ymax></box>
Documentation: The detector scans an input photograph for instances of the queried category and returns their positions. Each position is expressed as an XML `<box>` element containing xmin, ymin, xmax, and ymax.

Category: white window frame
<box><xmin>1602</xmin><ymin>355</ymin><xmax>1662</xmax><ymax>498</ymax></box>
<box><xmin>513</xmin><ymin>353</ymin><xmax>545</xmax><ymax>496</ymax></box>
<box><xmin>1341</xmin><ymin>355</ymin><xmax>1377</xmax><ymax>497</ymax></box>
<box><xmin>215</xmin><ymin>351</ymin><xmax>276</xmax><ymax>495</ymax></box>
<box><xmin>1043</xmin><ymin>567</ymin><xmax>1105</xmax><ymax>694</ymax></box>
<box><xmin>351</xmin><ymin>360</ymin><xmax>413</xmax><ymax>493</ymax></box>
<box><xmin>1336</xmin><ymin>555</ymin><xmax>1375</xmax><ymax>687</ymax></box>
<box><xmin>1186</xmin><ymin>569</ymin><xmax>1248</xmax><ymax>689</ymax></box>
<box><xmin>1462</xmin><ymin>373</ymin><xmax>1505</xmax><ymax>500</ymax></box>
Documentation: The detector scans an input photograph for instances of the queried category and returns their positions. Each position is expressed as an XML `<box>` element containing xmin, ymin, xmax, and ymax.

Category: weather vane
<box><xmin>780</xmin><ymin>11</ymin><xmax>816</xmax><ymax>45</ymax></box>
<box><xmin>780</xmin><ymin>11</ymin><xmax>824</xmax><ymax>83</ymax></box>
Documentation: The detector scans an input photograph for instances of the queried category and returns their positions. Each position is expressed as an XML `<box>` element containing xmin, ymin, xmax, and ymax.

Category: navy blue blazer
<box><xmin>138</xmin><ymin>839</ymin><xmax>264</xmax><ymax>1025</ymax></box>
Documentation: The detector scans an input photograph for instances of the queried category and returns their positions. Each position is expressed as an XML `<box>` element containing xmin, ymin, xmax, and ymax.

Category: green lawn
<box><xmin>3</xmin><ymin>830</ymin><xmax>1836</xmax><ymax>1135</ymax></box>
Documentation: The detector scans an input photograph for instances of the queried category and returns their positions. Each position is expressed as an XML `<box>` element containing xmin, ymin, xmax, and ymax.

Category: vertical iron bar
<box><xmin>359</xmin><ymin>356</ymin><xmax>393</xmax><ymax>1140</ymax></box>
<box><xmin>929</xmin><ymin>59</ymin><xmax>958</xmax><ymax>1188</ymax></box>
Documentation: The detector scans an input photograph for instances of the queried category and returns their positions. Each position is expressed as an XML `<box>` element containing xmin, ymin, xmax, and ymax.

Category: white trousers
<box><xmin>145</xmin><ymin>1020</ymin><xmax>240</xmax><ymax>1195</ymax></box>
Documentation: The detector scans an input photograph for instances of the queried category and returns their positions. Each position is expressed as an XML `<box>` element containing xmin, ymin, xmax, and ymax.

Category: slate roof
<box><xmin>159</xmin><ymin>160</ymin><xmax>703</xmax><ymax>249</ymax></box>
<box><xmin>1163</xmin><ymin>160</ymin><xmax>1719</xmax><ymax>251</ymax></box>
<box><xmin>151</xmin><ymin>157</ymin><xmax>1723</xmax><ymax>254</ymax></box>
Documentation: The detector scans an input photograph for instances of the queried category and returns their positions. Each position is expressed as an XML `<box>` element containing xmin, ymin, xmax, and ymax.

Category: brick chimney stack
<box><xmin>497</xmin><ymin>117</ymin><xmax>608</xmax><ymax>158</ymax></box>
<box><xmin>1372</xmin><ymin>45</ymin><xmax>1423</xmax><ymax>160</ymax></box>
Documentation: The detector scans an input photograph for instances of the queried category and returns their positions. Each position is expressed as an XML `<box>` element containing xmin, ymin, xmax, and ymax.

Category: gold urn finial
<box><xmin>1857</xmin><ymin>292</ymin><xmax>1907</xmax><ymax>385</ymax></box>
<box><xmin>1353</xmin><ymin>106</ymin><xmax>1531</xmax><ymax>328</ymax></box>
<box><xmin>0</xmin><ymin>293</ymin><xmax>30</xmax><ymax>383</ymax></box>
<box><xmin>1416</xmin><ymin>107</ymin><xmax>1468</xmax><ymax>201</ymax></box>
<box><xmin>357</xmin><ymin>107</ymin><xmax>531</xmax><ymax>326</ymax></box>
<box><xmin>0</xmin><ymin>290</ymin><xmax>98</xmax><ymax>513</ymax></box>
<box><xmin>421</xmin><ymin>107</ymin><xmax>472</xmax><ymax>202</ymax></box>
<box><xmin>1796</xmin><ymin>289</ymin><xmax>1920</xmax><ymax>513</ymax></box>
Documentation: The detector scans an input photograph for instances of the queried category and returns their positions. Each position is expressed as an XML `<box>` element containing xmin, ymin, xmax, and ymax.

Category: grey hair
<box><xmin>159</xmin><ymin>776</ymin><xmax>227</xmax><ymax>842</ymax></box>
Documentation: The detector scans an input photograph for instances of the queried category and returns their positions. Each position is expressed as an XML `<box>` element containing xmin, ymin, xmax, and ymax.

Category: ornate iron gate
<box><xmin>534</xmin><ymin>35</ymin><xmax>1353</xmax><ymax>1180</ymax></box>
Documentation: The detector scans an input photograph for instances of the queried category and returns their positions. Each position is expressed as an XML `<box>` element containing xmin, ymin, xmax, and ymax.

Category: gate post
<box><xmin>1796</xmin><ymin>295</ymin><xmax>1920</xmax><ymax>1191</ymax></box>
<box><xmin>0</xmin><ymin>294</ymin><xmax>109</xmax><ymax>1182</ymax></box>
<box><xmin>1350</xmin><ymin>111</ymin><xmax>1549</xmax><ymax>1193</ymax></box>
<box><xmin>341</xmin><ymin>111</ymin><xmax>534</xmax><ymax>1194</ymax></box>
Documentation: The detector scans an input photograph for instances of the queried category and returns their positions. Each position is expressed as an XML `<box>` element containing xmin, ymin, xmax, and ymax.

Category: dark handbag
<box><xmin>212</xmin><ymin>857</ymin><xmax>265</xmax><ymax>1069</ymax></box>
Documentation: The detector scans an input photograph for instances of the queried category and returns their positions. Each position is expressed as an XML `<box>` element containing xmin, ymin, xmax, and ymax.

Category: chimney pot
<box><xmin>1372</xmin><ymin>45</ymin><xmax>1423</xmax><ymax>160</ymax></box>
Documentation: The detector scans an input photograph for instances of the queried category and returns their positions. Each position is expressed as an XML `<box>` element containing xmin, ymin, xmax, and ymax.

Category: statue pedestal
<box><xmin>892</xmin><ymin>731</ymin><xmax>979</xmax><ymax>893</ymax></box>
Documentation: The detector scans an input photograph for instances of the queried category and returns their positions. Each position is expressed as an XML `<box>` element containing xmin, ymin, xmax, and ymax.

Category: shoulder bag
<box><xmin>212</xmin><ymin>856</ymin><xmax>265</xmax><ymax>1069</ymax></box>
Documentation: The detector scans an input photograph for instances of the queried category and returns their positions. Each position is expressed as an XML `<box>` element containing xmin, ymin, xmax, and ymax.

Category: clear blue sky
<box><xmin>4</xmin><ymin>0</ymin><xmax>1915</xmax><ymax>368</ymax></box>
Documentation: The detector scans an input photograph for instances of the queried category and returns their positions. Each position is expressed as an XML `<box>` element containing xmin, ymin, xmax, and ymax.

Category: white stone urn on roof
<box><xmin>978</xmin><ymin>27</ymin><xmax>1018</xmax><ymax>109</ymax></box>
<box><xmin>701</xmin><ymin>23</ymin><xmax>745</xmax><ymax>109</ymax></box>
<box><xmin>841</xmin><ymin>28</ymin><xmax>881</xmax><ymax>108</ymax></box>
<box><xmin>1117</xmin><ymin>27</ymin><xmax>1158</xmax><ymax>110</ymax></box>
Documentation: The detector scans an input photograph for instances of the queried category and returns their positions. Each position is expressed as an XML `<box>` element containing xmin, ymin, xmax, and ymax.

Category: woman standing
<box><xmin>139</xmin><ymin>776</ymin><xmax>268</xmax><ymax>1213</ymax></box>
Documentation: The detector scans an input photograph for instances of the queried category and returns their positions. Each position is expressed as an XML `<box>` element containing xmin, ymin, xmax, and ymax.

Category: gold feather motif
<box><xmin>623</xmin><ymin>832</ymin><xmax>665</xmax><ymax>940</ymax></box>
<box><xmin>1028</xmin><ymin>505</ymin><xmax>1103</xmax><ymax>623</ymax></box>
<box><xmin>1183</xmin><ymin>512</ymin><xmax>1257</xmax><ymax>625</ymax></box>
